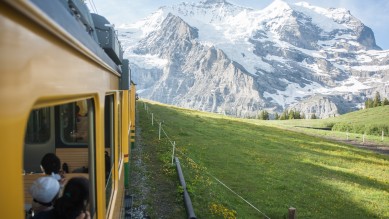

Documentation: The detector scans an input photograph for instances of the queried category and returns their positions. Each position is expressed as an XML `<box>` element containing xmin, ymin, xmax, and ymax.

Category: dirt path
<box><xmin>297</xmin><ymin>129</ymin><xmax>389</xmax><ymax>155</ymax></box>
<box><xmin>286</xmin><ymin>126</ymin><xmax>389</xmax><ymax>155</ymax></box>
<box><xmin>128</xmin><ymin>125</ymin><xmax>151</xmax><ymax>218</ymax></box>
<box><xmin>128</xmin><ymin>107</ymin><xmax>186</xmax><ymax>218</ymax></box>
<box><xmin>332</xmin><ymin>138</ymin><xmax>389</xmax><ymax>155</ymax></box>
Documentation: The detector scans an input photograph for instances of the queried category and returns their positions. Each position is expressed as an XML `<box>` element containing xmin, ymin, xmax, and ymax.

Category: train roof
<box><xmin>31</xmin><ymin>0</ymin><xmax>121</xmax><ymax>73</ymax></box>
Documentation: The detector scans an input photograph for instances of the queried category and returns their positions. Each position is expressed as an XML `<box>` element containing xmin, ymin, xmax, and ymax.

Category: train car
<box><xmin>0</xmin><ymin>0</ymin><xmax>136</xmax><ymax>218</ymax></box>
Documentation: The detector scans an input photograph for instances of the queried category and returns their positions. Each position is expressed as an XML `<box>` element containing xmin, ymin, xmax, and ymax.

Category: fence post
<box><xmin>171</xmin><ymin>141</ymin><xmax>176</xmax><ymax>165</ymax></box>
<box><xmin>288</xmin><ymin>207</ymin><xmax>296</xmax><ymax>219</ymax></box>
<box><xmin>382</xmin><ymin>130</ymin><xmax>384</xmax><ymax>141</ymax></box>
<box><xmin>363</xmin><ymin>133</ymin><xmax>365</xmax><ymax>144</ymax></box>
<box><xmin>152</xmin><ymin>113</ymin><xmax>154</xmax><ymax>126</ymax></box>
<box><xmin>159</xmin><ymin>122</ymin><xmax>162</xmax><ymax>140</ymax></box>
<box><xmin>346</xmin><ymin>130</ymin><xmax>349</xmax><ymax>141</ymax></box>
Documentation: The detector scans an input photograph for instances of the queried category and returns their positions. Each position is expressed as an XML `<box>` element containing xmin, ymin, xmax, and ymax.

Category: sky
<box><xmin>86</xmin><ymin>0</ymin><xmax>389</xmax><ymax>49</ymax></box>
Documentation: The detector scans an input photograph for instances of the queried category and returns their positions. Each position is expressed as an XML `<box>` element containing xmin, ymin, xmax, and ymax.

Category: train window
<box><xmin>24</xmin><ymin>107</ymin><xmax>55</xmax><ymax>173</ymax></box>
<box><xmin>117</xmin><ymin>92</ymin><xmax>122</xmax><ymax>168</ymax></box>
<box><xmin>25</xmin><ymin>107</ymin><xmax>51</xmax><ymax>144</ymax></box>
<box><xmin>59</xmin><ymin>101</ymin><xmax>89</xmax><ymax>144</ymax></box>
<box><xmin>104</xmin><ymin>94</ymin><xmax>114</xmax><ymax>208</ymax></box>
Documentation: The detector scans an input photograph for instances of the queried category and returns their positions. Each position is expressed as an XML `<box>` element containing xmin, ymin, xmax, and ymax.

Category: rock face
<box><xmin>291</xmin><ymin>94</ymin><xmax>364</xmax><ymax>119</ymax></box>
<box><xmin>119</xmin><ymin>0</ymin><xmax>389</xmax><ymax>118</ymax></box>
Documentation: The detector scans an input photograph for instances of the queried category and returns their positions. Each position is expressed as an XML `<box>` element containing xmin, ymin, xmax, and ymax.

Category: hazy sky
<box><xmin>87</xmin><ymin>0</ymin><xmax>389</xmax><ymax>49</ymax></box>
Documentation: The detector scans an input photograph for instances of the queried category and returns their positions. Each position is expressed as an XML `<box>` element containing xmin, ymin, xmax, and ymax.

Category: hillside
<box><xmin>327</xmin><ymin>105</ymin><xmax>389</xmax><ymax>126</ymax></box>
<box><xmin>263</xmin><ymin>105</ymin><xmax>389</xmax><ymax>128</ymax></box>
<box><xmin>134</xmin><ymin>100</ymin><xmax>389</xmax><ymax>218</ymax></box>
<box><xmin>244</xmin><ymin>106</ymin><xmax>389</xmax><ymax>151</ymax></box>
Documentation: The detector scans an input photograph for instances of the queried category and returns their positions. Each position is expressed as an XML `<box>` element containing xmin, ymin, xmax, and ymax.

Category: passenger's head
<box><xmin>55</xmin><ymin>177</ymin><xmax>89</xmax><ymax>217</ymax></box>
<box><xmin>30</xmin><ymin>176</ymin><xmax>60</xmax><ymax>206</ymax></box>
<box><xmin>40</xmin><ymin>153</ymin><xmax>61</xmax><ymax>175</ymax></box>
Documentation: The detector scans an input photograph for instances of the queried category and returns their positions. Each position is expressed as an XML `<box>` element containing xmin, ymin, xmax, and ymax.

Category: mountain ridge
<box><xmin>119</xmin><ymin>0</ymin><xmax>389</xmax><ymax>118</ymax></box>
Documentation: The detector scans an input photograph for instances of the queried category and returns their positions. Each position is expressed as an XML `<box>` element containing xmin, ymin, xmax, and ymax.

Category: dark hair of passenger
<box><xmin>54</xmin><ymin>177</ymin><xmax>89</xmax><ymax>219</ymax></box>
<box><xmin>41</xmin><ymin>153</ymin><xmax>61</xmax><ymax>174</ymax></box>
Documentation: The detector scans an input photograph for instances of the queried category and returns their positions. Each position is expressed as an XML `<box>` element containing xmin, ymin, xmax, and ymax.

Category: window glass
<box><xmin>117</xmin><ymin>92</ymin><xmax>122</xmax><ymax>167</ymax></box>
<box><xmin>104</xmin><ymin>95</ymin><xmax>114</xmax><ymax>209</ymax></box>
<box><xmin>25</xmin><ymin>107</ymin><xmax>51</xmax><ymax>144</ymax></box>
<box><xmin>60</xmin><ymin>101</ymin><xmax>89</xmax><ymax>144</ymax></box>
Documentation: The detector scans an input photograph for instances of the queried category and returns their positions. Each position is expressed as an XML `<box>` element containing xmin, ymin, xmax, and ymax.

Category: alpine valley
<box><xmin>118</xmin><ymin>0</ymin><xmax>389</xmax><ymax>118</ymax></box>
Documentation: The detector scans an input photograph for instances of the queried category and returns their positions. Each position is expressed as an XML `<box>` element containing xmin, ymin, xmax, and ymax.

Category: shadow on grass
<box><xmin>138</xmin><ymin>101</ymin><xmax>389</xmax><ymax>218</ymax></box>
<box><xmin>301</xmin><ymin>161</ymin><xmax>389</xmax><ymax>193</ymax></box>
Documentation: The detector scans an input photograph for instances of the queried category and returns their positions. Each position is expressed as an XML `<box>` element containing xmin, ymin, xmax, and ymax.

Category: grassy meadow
<box><xmin>137</xmin><ymin>100</ymin><xmax>389</xmax><ymax>219</ymax></box>
<box><xmin>247</xmin><ymin>106</ymin><xmax>389</xmax><ymax>146</ymax></box>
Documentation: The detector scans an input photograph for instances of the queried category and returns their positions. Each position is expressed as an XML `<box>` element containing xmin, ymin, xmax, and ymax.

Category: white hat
<box><xmin>30</xmin><ymin>176</ymin><xmax>60</xmax><ymax>204</ymax></box>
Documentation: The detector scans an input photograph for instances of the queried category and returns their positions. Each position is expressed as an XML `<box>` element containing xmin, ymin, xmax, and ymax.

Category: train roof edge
<box><xmin>31</xmin><ymin>0</ymin><xmax>125</xmax><ymax>73</ymax></box>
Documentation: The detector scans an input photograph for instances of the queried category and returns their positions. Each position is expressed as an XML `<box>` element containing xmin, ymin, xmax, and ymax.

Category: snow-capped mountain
<box><xmin>119</xmin><ymin>0</ymin><xmax>389</xmax><ymax>118</ymax></box>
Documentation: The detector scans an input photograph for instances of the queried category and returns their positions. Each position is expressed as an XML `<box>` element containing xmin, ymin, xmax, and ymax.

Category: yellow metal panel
<box><xmin>122</xmin><ymin>91</ymin><xmax>130</xmax><ymax>163</ymax></box>
<box><xmin>130</xmin><ymin>84</ymin><xmax>136</xmax><ymax>151</ymax></box>
<box><xmin>95</xmin><ymin>95</ymin><xmax>107</xmax><ymax>219</ymax></box>
<box><xmin>0</xmin><ymin>2</ymin><xmax>121</xmax><ymax>219</ymax></box>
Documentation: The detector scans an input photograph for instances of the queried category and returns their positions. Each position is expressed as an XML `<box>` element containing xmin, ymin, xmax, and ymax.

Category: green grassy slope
<box><xmin>137</xmin><ymin>100</ymin><xmax>389</xmax><ymax>219</ymax></box>
<box><xmin>244</xmin><ymin>106</ymin><xmax>389</xmax><ymax>146</ymax></box>
<box><xmin>326</xmin><ymin>105</ymin><xmax>389</xmax><ymax>125</ymax></box>
<box><xmin>267</xmin><ymin>106</ymin><xmax>389</xmax><ymax>133</ymax></box>
<box><xmin>328</xmin><ymin>106</ymin><xmax>389</xmax><ymax>135</ymax></box>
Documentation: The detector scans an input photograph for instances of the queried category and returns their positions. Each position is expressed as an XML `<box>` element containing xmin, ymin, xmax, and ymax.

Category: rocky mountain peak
<box><xmin>120</xmin><ymin>0</ymin><xmax>389</xmax><ymax>119</ymax></box>
<box><xmin>263</xmin><ymin>0</ymin><xmax>292</xmax><ymax>12</ymax></box>
<box><xmin>166</xmin><ymin>0</ymin><xmax>245</xmax><ymax>24</ymax></box>
<box><xmin>134</xmin><ymin>13</ymin><xmax>198</xmax><ymax>58</ymax></box>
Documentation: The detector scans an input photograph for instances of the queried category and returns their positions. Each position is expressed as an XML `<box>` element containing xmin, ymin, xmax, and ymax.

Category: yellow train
<box><xmin>0</xmin><ymin>0</ymin><xmax>135</xmax><ymax>218</ymax></box>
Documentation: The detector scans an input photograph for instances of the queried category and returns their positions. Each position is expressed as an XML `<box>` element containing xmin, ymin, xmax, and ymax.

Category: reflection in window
<box><xmin>117</xmin><ymin>92</ymin><xmax>122</xmax><ymax>167</ymax></box>
<box><xmin>25</xmin><ymin>108</ymin><xmax>50</xmax><ymax>144</ymax></box>
<box><xmin>60</xmin><ymin>101</ymin><xmax>89</xmax><ymax>144</ymax></box>
<box><xmin>105</xmin><ymin>95</ymin><xmax>114</xmax><ymax>209</ymax></box>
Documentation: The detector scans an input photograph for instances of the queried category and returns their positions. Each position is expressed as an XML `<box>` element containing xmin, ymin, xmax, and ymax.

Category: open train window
<box><xmin>58</xmin><ymin>101</ymin><xmax>89</xmax><ymax>145</ymax></box>
<box><xmin>23</xmin><ymin>99</ymin><xmax>96</xmax><ymax>217</ymax></box>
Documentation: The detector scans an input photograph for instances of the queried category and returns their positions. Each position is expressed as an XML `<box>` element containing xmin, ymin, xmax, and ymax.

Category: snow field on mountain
<box><xmin>118</xmin><ymin>0</ymin><xmax>389</xmax><ymax>118</ymax></box>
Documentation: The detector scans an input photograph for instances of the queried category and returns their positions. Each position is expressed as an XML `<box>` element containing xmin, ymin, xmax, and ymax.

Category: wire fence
<box><xmin>142</xmin><ymin>102</ymin><xmax>271</xmax><ymax>219</ymax></box>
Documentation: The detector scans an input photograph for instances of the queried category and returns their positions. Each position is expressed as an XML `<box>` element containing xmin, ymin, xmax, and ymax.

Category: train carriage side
<box><xmin>0</xmin><ymin>1</ymin><xmax>134</xmax><ymax>218</ymax></box>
